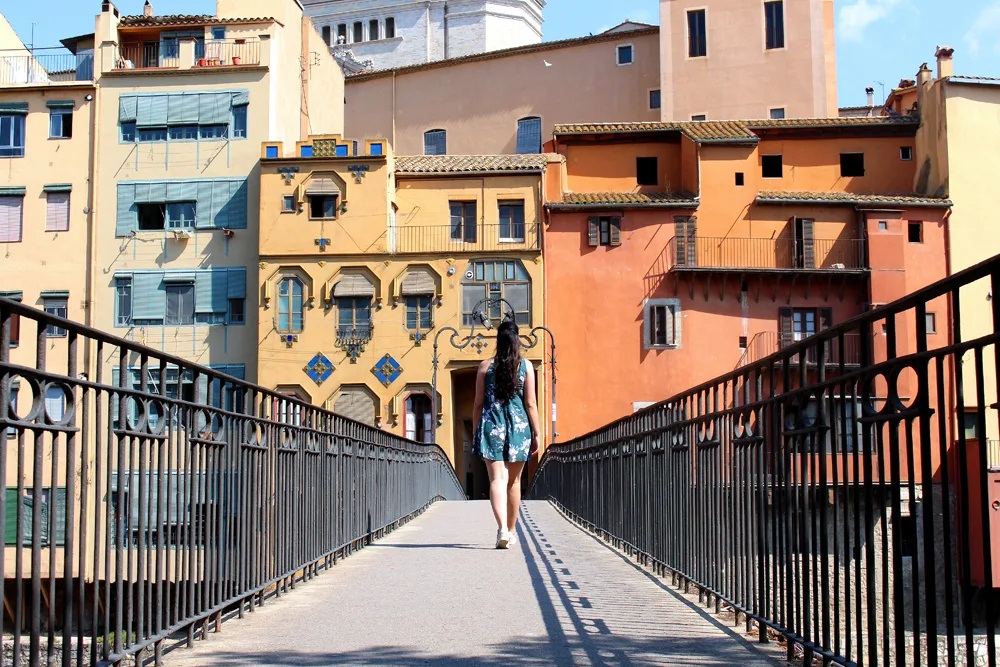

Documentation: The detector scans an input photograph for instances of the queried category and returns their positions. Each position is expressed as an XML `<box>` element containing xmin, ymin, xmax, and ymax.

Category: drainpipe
<box><xmin>391</xmin><ymin>70</ymin><xmax>397</xmax><ymax>150</ymax></box>
<box><xmin>84</xmin><ymin>82</ymin><xmax>101</xmax><ymax>381</ymax></box>
<box><xmin>443</xmin><ymin>3</ymin><xmax>449</xmax><ymax>60</ymax></box>
<box><xmin>425</xmin><ymin>2</ymin><xmax>432</xmax><ymax>62</ymax></box>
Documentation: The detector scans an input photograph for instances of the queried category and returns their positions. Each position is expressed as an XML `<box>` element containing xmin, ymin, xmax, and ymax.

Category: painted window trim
<box><xmin>643</xmin><ymin>298</ymin><xmax>682</xmax><ymax>350</ymax></box>
<box><xmin>616</xmin><ymin>43</ymin><xmax>635</xmax><ymax>66</ymax></box>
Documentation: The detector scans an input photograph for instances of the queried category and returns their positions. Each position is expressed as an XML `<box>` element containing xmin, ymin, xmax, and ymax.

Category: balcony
<box><xmin>114</xmin><ymin>39</ymin><xmax>261</xmax><ymax>71</ymax></box>
<box><xmin>388</xmin><ymin>223</ymin><xmax>541</xmax><ymax>255</ymax></box>
<box><xmin>741</xmin><ymin>331</ymin><xmax>863</xmax><ymax>368</ymax></box>
<box><xmin>666</xmin><ymin>236</ymin><xmax>867</xmax><ymax>273</ymax></box>
<box><xmin>0</xmin><ymin>49</ymin><xmax>94</xmax><ymax>85</ymax></box>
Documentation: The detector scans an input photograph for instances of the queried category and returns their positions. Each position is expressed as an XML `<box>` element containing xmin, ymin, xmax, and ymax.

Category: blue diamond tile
<box><xmin>371</xmin><ymin>353</ymin><xmax>403</xmax><ymax>387</ymax></box>
<box><xmin>303</xmin><ymin>353</ymin><xmax>335</xmax><ymax>386</ymax></box>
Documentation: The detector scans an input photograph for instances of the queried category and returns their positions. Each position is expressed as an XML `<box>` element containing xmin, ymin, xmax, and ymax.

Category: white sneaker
<box><xmin>496</xmin><ymin>529</ymin><xmax>510</xmax><ymax>549</ymax></box>
<box><xmin>508</xmin><ymin>532</ymin><xmax>518</xmax><ymax>548</ymax></box>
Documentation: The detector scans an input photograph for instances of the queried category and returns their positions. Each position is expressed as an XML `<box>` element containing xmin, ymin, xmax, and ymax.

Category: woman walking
<box><xmin>473</xmin><ymin>319</ymin><xmax>541</xmax><ymax>549</ymax></box>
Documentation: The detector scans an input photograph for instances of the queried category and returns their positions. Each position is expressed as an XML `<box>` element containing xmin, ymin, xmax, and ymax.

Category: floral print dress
<box><xmin>476</xmin><ymin>358</ymin><xmax>532</xmax><ymax>462</ymax></box>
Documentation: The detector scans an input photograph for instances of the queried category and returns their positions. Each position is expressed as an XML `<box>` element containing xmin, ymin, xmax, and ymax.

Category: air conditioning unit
<box><xmin>171</xmin><ymin>229</ymin><xmax>193</xmax><ymax>241</ymax></box>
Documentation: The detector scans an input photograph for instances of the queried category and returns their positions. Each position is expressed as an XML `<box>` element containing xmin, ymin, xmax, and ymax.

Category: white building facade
<box><xmin>304</xmin><ymin>0</ymin><xmax>544</xmax><ymax>70</ymax></box>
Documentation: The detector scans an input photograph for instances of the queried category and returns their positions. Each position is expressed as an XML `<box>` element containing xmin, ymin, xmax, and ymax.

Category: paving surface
<box><xmin>163</xmin><ymin>501</ymin><xmax>784</xmax><ymax>666</ymax></box>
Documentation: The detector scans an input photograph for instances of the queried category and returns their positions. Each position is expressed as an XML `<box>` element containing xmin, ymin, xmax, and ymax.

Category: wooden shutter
<box><xmin>686</xmin><ymin>216</ymin><xmax>698</xmax><ymax>266</ymax></box>
<box><xmin>10</xmin><ymin>312</ymin><xmax>19</xmax><ymax>346</ymax></box>
<box><xmin>778</xmin><ymin>307</ymin><xmax>793</xmax><ymax>350</ymax></box>
<box><xmin>587</xmin><ymin>217</ymin><xmax>599</xmax><ymax>247</ymax></box>
<box><xmin>674</xmin><ymin>217</ymin><xmax>687</xmax><ymax>265</ymax></box>
<box><xmin>665</xmin><ymin>305</ymin><xmax>676</xmax><ymax>345</ymax></box>
<box><xmin>609</xmin><ymin>217</ymin><xmax>622</xmax><ymax>246</ymax></box>
<box><xmin>820</xmin><ymin>308</ymin><xmax>834</xmax><ymax>363</ymax></box>
<box><xmin>45</xmin><ymin>193</ymin><xmax>70</xmax><ymax>232</ymax></box>
<box><xmin>0</xmin><ymin>197</ymin><xmax>23</xmax><ymax>243</ymax></box>
<box><xmin>801</xmin><ymin>218</ymin><xmax>815</xmax><ymax>268</ymax></box>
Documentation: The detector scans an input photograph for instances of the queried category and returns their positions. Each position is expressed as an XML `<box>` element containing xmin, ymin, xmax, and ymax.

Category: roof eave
<box><xmin>948</xmin><ymin>77</ymin><xmax>1000</xmax><ymax>87</ymax></box>
<box><xmin>548</xmin><ymin>202</ymin><xmax>699</xmax><ymax>211</ymax></box>
<box><xmin>756</xmin><ymin>197</ymin><xmax>953</xmax><ymax>208</ymax></box>
<box><xmin>395</xmin><ymin>169</ymin><xmax>545</xmax><ymax>177</ymax></box>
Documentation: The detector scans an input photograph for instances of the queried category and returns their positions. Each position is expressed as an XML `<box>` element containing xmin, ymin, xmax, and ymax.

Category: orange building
<box><xmin>544</xmin><ymin>117</ymin><xmax>952</xmax><ymax>442</ymax></box>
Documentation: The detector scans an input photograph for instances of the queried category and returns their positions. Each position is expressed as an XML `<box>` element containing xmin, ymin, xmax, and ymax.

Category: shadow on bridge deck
<box><xmin>160</xmin><ymin>501</ymin><xmax>784</xmax><ymax>667</ymax></box>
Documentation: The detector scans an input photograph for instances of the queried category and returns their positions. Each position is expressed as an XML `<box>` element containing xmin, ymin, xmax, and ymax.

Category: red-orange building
<box><xmin>543</xmin><ymin>117</ymin><xmax>952</xmax><ymax>443</ymax></box>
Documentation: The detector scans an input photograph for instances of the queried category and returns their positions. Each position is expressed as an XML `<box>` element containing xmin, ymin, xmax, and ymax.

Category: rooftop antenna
<box><xmin>875</xmin><ymin>80</ymin><xmax>886</xmax><ymax>104</ymax></box>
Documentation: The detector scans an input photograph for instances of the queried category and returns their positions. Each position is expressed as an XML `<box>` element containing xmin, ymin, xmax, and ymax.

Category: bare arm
<box><xmin>522</xmin><ymin>362</ymin><xmax>542</xmax><ymax>455</ymax></box>
<box><xmin>472</xmin><ymin>360</ymin><xmax>489</xmax><ymax>438</ymax></box>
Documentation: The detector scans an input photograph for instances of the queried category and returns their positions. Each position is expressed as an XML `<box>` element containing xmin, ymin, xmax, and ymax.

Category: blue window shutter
<box><xmin>211</xmin><ymin>270</ymin><xmax>228</xmax><ymax>313</ymax></box>
<box><xmin>116</xmin><ymin>183</ymin><xmax>136</xmax><ymax>237</ymax></box>
<box><xmin>166</xmin><ymin>94</ymin><xmax>199</xmax><ymax>125</ymax></box>
<box><xmin>223</xmin><ymin>180</ymin><xmax>247</xmax><ymax>229</ymax></box>
<box><xmin>231</xmin><ymin>90</ymin><xmax>250</xmax><ymax>106</ymax></box>
<box><xmin>227</xmin><ymin>268</ymin><xmax>246</xmax><ymax>299</ymax></box>
<box><xmin>210</xmin><ymin>181</ymin><xmax>230</xmax><ymax>228</ymax></box>
<box><xmin>132</xmin><ymin>272</ymin><xmax>165</xmax><ymax>320</ymax></box>
<box><xmin>119</xmin><ymin>96</ymin><xmax>138</xmax><ymax>123</ymax></box>
<box><xmin>166</xmin><ymin>181</ymin><xmax>198</xmax><ymax>202</ymax></box>
<box><xmin>199</xmin><ymin>93</ymin><xmax>231</xmax><ymax>125</ymax></box>
<box><xmin>133</xmin><ymin>182</ymin><xmax>167</xmax><ymax>203</ymax></box>
<box><xmin>195</xmin><ymin>181</ymin><xmax>214</xmax><ymax>228</ymax></box>
<box><xmin>194</xmin><ymin>271</ymin><xmax>214</xmax><ymax>314</ymax></box>
<box><xmin>229</xmin><ymin>365</ymin><xmax>245</xmax><ymax>380</ymax></box>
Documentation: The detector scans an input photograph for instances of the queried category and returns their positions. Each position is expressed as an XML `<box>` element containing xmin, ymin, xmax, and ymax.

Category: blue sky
<box><xmin>5</xmin><ymin>0</ymin><xmax>999</xmax><ymax>108</ymax></box>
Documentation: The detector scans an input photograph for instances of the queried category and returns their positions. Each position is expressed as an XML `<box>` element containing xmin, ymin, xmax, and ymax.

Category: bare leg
<box><xmin>485</xmin><ymin>460</ymin><xmax>508</xmax><ymax>531</ymax></box>
<box><xmin>505</xmin><ymin>461</ymin><xmax>525</xmax><ymax>533</ymax></box>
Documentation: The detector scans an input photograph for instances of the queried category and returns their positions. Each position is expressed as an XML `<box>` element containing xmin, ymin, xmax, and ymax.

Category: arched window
<box><xmin>516</xmin><ymin>117</ymin><xmax>542</xmax><ymax>154</ymax></box>
<box><xmin>334</xmin><ymin>387</ymin><xmax>378</xmax><ymax>426</ymax></box>
<box><xmin>461</xmin><ymin>259</ymin><xmax>531</xmax><ymax>327</ymax></box>
<box><xmin>424</xmin><ymin>129</ymin><xmax>446</xmax><ymax>155</ymax></box>
<box><xmin>405</xmin><ymin>394</ymin><xmax>433</xmax><ymax>443</ymax></box>
<box><xmin>277</xmin><ymin>277</ymin><xmax>304</xmax><ymax>333</ymax></box>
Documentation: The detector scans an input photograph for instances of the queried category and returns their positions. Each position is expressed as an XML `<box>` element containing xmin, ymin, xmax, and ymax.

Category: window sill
<box><xmin>645</xmin><ymin>344</ymin><xmax>679</xmax><ymax>351</ymax></box>
<box><xmin>308</xmin><ymin>217</ymin><xmax>338</xmax><ymax>222</ymax></box>
<box><xmin>498</xmin><ymin>238</ymin><xmax>526</xmax><ymax>244</ymax></box>
<box><xmin>45</xmin><ymin>229</ymin><xmax>70</xmax><ymax>233</ymax></box>
<box><xmin>49</xmin><ymin>136</ymin><xmax>72</xmax><ymax>141</ymax></box>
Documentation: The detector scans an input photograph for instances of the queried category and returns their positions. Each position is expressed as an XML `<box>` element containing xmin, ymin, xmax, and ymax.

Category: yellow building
<box><xmin>914</xmin><ymin>48</ymin><xmax>1000</xmax><ymax>444</ymax></box>
<box><xmin>91</xmin><ymin>0</ymin><xmax>342</xmax><ymax>392</ymax></box>
<box><xmin>258</xmin><ymin>137</ymin><xmax>558</xmax><ymax>497</ymax></box>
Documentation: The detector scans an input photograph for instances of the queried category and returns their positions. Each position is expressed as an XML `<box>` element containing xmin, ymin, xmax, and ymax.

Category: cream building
<box><xmin>257</xmin><ymin>136</ymin><xmax>559</xmax><ymax>497</ymax></box>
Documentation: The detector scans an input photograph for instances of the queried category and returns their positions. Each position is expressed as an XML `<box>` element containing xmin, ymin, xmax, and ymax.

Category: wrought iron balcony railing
<box><xmin>388</xmin><ymin>223</ymin><xmax>541</xmax><ymax>254</ymax></box>
<box><xmin>0</xmin><ymin>298</ymin><xmax>463</xmax><ymax>667</ymax></box>
<box><xmin>336</xmin><ymin>323</ymin><xmax>375</xmax><ymax>362</ymax></box>
<box><xmin>115</xmin><ymin>38</ymin><xmax>261</xmax><ymax>70</ymax></box>
<box><xmin>740</xmin><ymin>331</ymin><xmax>863</xmax><ymax>368</ymax></box>
<box><xmin>667</xmin><ymin>236</ymin><xmax>867</xmax><ymax>272</ymax></box>
<box><xmin>0</xmin><ymin>49</ymin><xmax>94</xmax><ymax>84</ymax></box>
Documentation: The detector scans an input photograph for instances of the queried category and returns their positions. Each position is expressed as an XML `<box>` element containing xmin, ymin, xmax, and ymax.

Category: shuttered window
<box><xmin>45</xmin><ymin>192</ymin><xmax>70</xmax><ymax>232</ymax></box>
<box><xmin>644</xmin><ymin>299</ymin><xmax>681</xmax><ymax>349</ymax></box>
<box><xmin>0</xmin><ymin>196</ymin><xmax>23</xmax><ymax>243</ymax></box>
<box><xmin>587</xmin><ymin>216</ymin><xmax>621</xmax><ymax>247</ymax></box>
<box><xmin>4</xmin><ymin>487</ymin><xmax>68</xmax><ymax>546</ymax></box>
<box><xmin>43</xmin><ymin>296</ymin><xmax>68</xmax><ymax>338</ymax></box>
<box><xmin>334</xmin><ymin>389</ymin><xmax>376</xmax><ymax>426</ymax></box>
<box><xmin>119</xmin><ymin>90</ymin><xmax>249</xmax><ymax>143</ymax></box>
<box><xmin>516</xmin><ymin>117</ymin><xmax>542</xmax><ymax>154</ymax></box>
<box><xmin>2</xmin><ymin>291</ymin><xmax>21</xmax><ymax>347</ymax></box>
<box><xmin>673</xmin><ymin>216</ymin><xmax>697</xmax><ymax>266</ymax></box>
<box><xmin>6</xmin><ymin>386</ymin><xmax>17</xmax><ymax>438</ymax></box>
<box><xmin>779</xmin><ymin>307</ymin><xmax>833</xmax><ymax>363</ymax></box>
<box><xmin>123</xmin><ymin>269</ymin><xmax>245</xmax><ymax>326</ymax></box>
<box><xmin>117</xmin><ymin>179</ymin><xmax>248</xmax><ymax>236</ymax></box>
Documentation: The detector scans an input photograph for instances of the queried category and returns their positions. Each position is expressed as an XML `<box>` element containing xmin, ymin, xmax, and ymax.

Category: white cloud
<box><xmin>966</xmin><ymin>2</ymin><xmax>1000</xmax><ymax>55</ymax></box>
<box><xmin>839</xmin><ymin>0</ymin><xmax>904</xmax><ymax>42</ymax></box>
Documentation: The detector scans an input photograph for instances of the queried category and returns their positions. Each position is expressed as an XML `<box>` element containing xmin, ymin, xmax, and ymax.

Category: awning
<box><xmin>305</xmin><ymin>177</ymin><xmax>340</xmax><ymax>196</ymax></box>
<box><xmin>401</xmin><ymin>269</ymin><xmax>436</xmax><ymax>296</ymax></box>
<box><xmin>43</xmin><ymin>184</ymin><xmax>73</xmax><ymax>193</ymax></box>
<box><xmin>333</xmin><ymin>274</ymin><xmax>374</xmax><ymax>297</ymax></box>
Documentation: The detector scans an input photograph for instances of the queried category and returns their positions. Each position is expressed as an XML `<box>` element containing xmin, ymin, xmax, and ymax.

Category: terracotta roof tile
<box><xmin>756</xmin><ymin>191</ymin><xmax>952</xmax><ymax>207</ymax></box>
<box><xmin>549</xmin><ymin>192</ymin><xmax>698</xmax><ymax>209</ymax></box>
<box><xmin>394</xmin><ymin>154</ymin><xmax>551</xmax><ymax>174</ymax></box>
<box><xmin>118</xmin><ymin>15</ymin><xmax>274</xmax><ymax>28</ymax></box>
<box><xmin>553</xmin><ymin>117</ymin><xmax>918</xmax><ymax>142</ymax></box>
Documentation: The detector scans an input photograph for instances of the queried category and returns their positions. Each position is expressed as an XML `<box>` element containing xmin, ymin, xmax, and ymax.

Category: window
<box><xmin>779</xmin><ymin>307</ymin><xmax>833</xmax><ymax>362</ymax></box>
<box><xmin>878</xmin><ymin>220</ymin><xmax>889</xmax><ymax>231</ymax></box>
<box><xmin>121</xmin><ymin>122</ymin><xmax>136</xmax><ymax>142</ymax></box>
<box><xmin>617</xmin><ymin>44</ymin><xmax>634</xmax><ymax>65</ymax></box>
<box><xmin>516</xmin><ymin>117</ymin><xmax>542</xmax><ymax>154</ymax></box>
<box><xmin>649</xmin><ymin>89</ymin><xmax>661</xmax><ymax>110</ymax></box>
<box><xmin>925</xmin><ymin>312</ymin><xmax>937</xmax><ymax>334</ymax></box>
<box><xmin>138</xmin><ymin>128</ymin><xmax>168</xmax><ymax>143</ymax></box>
<box><xmin>900</xmin><ymin>146</ymin><xmax>913</xmax><ymax>161</ymax></box>
<box><xmin>406</xmin><ymin>296</ymin><xmax>433</xmax><ymax>330</ymax></box>
<box><xmin>637</xmin><ymin>157</ymin><xmax>658</xmax><ymax>186</ymax></box>
<box><xmin>369</xmin><ymin>19</ymin><xmax>380</xmax><ymax>40</ymax></box>
<box><xmin>49</xmin><ymin>108</ymin><xmax>73</xmax><ymax>139</ymax></box>
<box><xmin>963</xmin><ymin>409</ymin><xmax>983</xmax><ymax>440</ymax></box>
<box><xmin>229</xmin><ymin>298</ymin><xmax>245</xmax><ymax>324</ymax></box>
<box><xmin>333</xmin><ymin>388</ymin><xmax>377</xmax><ymax>426</ymax></box>
<box><xmin>277</xmin><ymin>278</ymin><xmax>304</xmax><ymax>333</ymax></box>
<box><xmin>0</xmin><ymin>196</ymin><xmax>22</xmax><ymax>243</ymax></box>
<box><xmin>385</xmin><ymin>17</ymin><xmax>395</xmax><ymax>39</ymax></box>
<box><xmin>644</xmin><ymin>299</ymin><xmax>681</xmax><ymax>349</ymax></box>
<box><xmin>908</xmin><ymin>221</ymin><xmax>923</xmax><ymax>243</ymax></box>
<box><xmin>322</xmin><ymin>25</ymin><xmax>332</xmax><ymax>45</ymax></box>
<box><xmin>337</xmin><ymin>24</ymin><xmax>348</xmax><ymax>42</ymax></box>
<box><xmin>137</xmin><ymin>204</ymin><xmax>166</xmax><ymax>231</ymax></box>
<box><xmin>233</xmin><ymin>106</ymin><xmax>247</xmax><ymax>139</ymax></box>
<box><xmin>309</xmin><ymin>195</ymin><xmax>338</xmax><ymax>220</ymax></box>
<box><xmin>840</xmin><ymin>153</ymin><xmax>865</xmax><ymax>177</ymax></box>
<box><xmin>735</xmin><ymin>172</ymin><xmax>745</xmax><ymax>186</ymax></box>
<box><xmin>3</xmin><ymin>293</ymin><xmax>20</xmax><ymax>347</ymax></box>
<box><xmin>43</xmin><ymin>297</ymin><xmax>68</xmax><ymax>337</ymax></box>
<box><xmin>691</xmin><ymin>114</ymin><xmax>706</xmax><ymax>121</ymax></box>
<box><xmin>169</xmin><ymin>125</ymin><xmax>199</xmax><ymax>141</ymax></box>
<box><xmin>765</xmin><ymin>1</ymin><xmax>784</xmax><ymax>49</ymax></box>
<box><xmin>353</xmin><ymin>22</ymin><xmax>363</xmax><ymax>43</ymax></box>
<box><xmin>45</xmin><ymin>192</ymin><xmax>70</xmax><ymax>232</ymax></box>
<box><xmin>45</xmin><ymin>387</ymin><xmax>65</xmax><ymax>423</ymax></box>
<box><xmin>165</xmin><ymin>283</ymin><xmax>194</xmax><ymax>326</ymax></box>
<box><xmin>337</xmin><ymin>297</ymin><xmax>372</xmax><ymax>334</ymax></box>
<box><xmin>405</xmin><ymin>394</ymin><xmax>433</xmax><ymax>443</ymax></box>
<box><xmin>115</xmin><ymin>278</ymin><xmax>132</xmax><ymax>327</ymax></box>
<box><xmin>762</xmin><ymin>154</ymin><xmax>782</xmax><ymax>178</ymax></box>
<box><xmin>282</xmin><ymin>195</ymin><xmax>295</xmax><ymax>212</ymax></box>
<box><xmin>498</xmin><ymin>201</ymin><xmax>525</xmax><ymax>242</ymax></box>
<box><xmin>769</xmin><ymin>107</ymin><xmax>786</xmax><ymax>120</ymax></box>
<box><xmin>687</xmin><ymin>9</ymin><xmax>707</xmax><ymax>58</ymax></box>
<box><xmin>167</xmin><ymin>202</ymin><xmax>196</xmax><ymax>228</ymax></box>
<box><xmin>7</xmin><ymin>386</ymin><xmax>17</xmax><ymax>438</ymax></box>
<box><xmin>424</xmin><ymin>129</ymin><xmax>446</xmax><ymax>155</ymax></box>
<box><xmin>211</xmin><ymin>27</ymin><xmax>226</xmax><ymax>40</ymax></box>
<box><xmin>450</xmin><ymin>201</ymin><xmax>477</xmax><ymax>243</ymax></box>
<box><xmin>461</xmin><ymin>260</ymin><xmax>531</xmax><ymax>327</ymax></box>
<box><xmin>0</xmin><ymin>114</ymin><xmax>25</xmax><ymax>157</ymax></box>
<box><xmin>588</xmin><ymin>216</ymin><xmax>622</xmax><ymax>247</ymax></box>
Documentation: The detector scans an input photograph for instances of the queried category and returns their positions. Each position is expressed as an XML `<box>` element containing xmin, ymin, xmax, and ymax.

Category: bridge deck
<box><xmin>163</xmin><ymin>501</ymin><xmax>782</xmax><ymax>666</ymax></box>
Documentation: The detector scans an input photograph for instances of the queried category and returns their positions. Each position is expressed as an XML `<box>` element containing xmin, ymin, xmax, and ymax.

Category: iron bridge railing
<box><xmin>0</xmin><ymin>300</ymin><xmax>465</xmax><ymax>667</ymax></box>
<box><xmin>531</xmin><ymin>253</ymin><xmax>1000</xmax><ymax>667</ymax></box>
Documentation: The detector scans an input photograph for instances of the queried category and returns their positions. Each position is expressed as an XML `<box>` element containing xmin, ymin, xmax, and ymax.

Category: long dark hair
<box><xmin>493</xmin><ymin>320</ymin><xmax>522</xmax><ymax>402</ymax></box>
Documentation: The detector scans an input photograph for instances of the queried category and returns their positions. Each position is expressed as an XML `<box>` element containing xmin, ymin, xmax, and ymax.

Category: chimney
<box><xmin>935</xmin><ymin>46</ymin><xmax>954</xmax><ymax>79</ymax></box>
<box><xmin>143</xmin><ymin>1</ymin><xmax>153</xmax><ymax>18</ymax></box>
<box><xmin>917</xmin><ymin>63</ymin><xmax>932</xmax><ymax>87</ymax></box>
<box><xmin>866</xmin><ymin>86</ymin><xmax>875</xmax><ymax>108</ymax></box>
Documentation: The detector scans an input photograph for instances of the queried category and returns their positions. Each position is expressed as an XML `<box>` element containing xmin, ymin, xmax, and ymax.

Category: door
<box><xmin>794</xmin><ymin>218</ymin><xmax>815</xmax><ymax>268</ymax></box>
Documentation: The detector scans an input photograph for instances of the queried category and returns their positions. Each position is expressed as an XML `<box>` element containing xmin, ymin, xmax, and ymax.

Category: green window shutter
<box><xmin>227</xmin><ymin>268</ymin><xmax>246</xmax><ymax>299</ymax></box>
<box><xmin>132</xmin><ymin>272</ymin><xmax>166</xmax><ymax>320</ymax></box>
<box><xmin>116</xmin><ymin>183</ymin><xmax>136</xmax><ymax>237</ymax></box>
<box><xmin>166</xmin><ymin>94</ymin><xmax>199</xmax><ymax>125</ymax></box>
<box><xmin>227</xmin><ymin>180</ymin><xmax>248</xmax><ymax>229</ymax></box>
<box><xmin>166</xmin><ymin>181</ymin><xmax>198</xmax><ymax>202</ymax></box>
<box><xmin>210</xmin><ymin>181</ymin><xmax>230</xmax><ymax>228</ymax></box>
<box><xmin>231</xmin><ymin>90</ymin><xmax>250</xmax><ymax>106</ymax></box>
<box><xmin>5</xmin><ymin>488</ymin><xmax>19</xmax><ymax>545</ymax></box>
<box><xmin>119</xmin><ymin>96</ymin><xmax>138</xmax><ymax>123</ymax></box>
<box><xmin>46</xmin><ymin>100</ymin><xmax>75</xmax><ymax>109</ymax></box>
<box><xmin>133</xmin><ymin>182</ymin><xmax>167</xmax><ymax>204</ymax></box>
<box><xmin>194</xmin><ymin>271</ymin><xmax>215</xmax><ymax>314</ymax></box>
<box><xmin>195</xmin><ymin>181</ymin><xmax>215</xmax><ymax>228</ymax></box>
<box><xmin>136</xmin><ymin>95</ymin><xmax>168</xmax><ymax>127</ymax></box>
<box><xmin>53</xmin><ymin>488</ymin><xmax>67</xmax><ymax>547</ymax></box>
<box><xmin>0</xmin><ymin>102</ymin><xmax>28</xmax><ymax>115</ymax></box>
<box><xmin>211</xmin><ymin>270</ymin><xmax>228</xmax><ymax>313</ymax></box>
<box><xmin>198</xmin><ymin>93</ymin><xmax>231</xmax><ymax>125</ymax></box>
